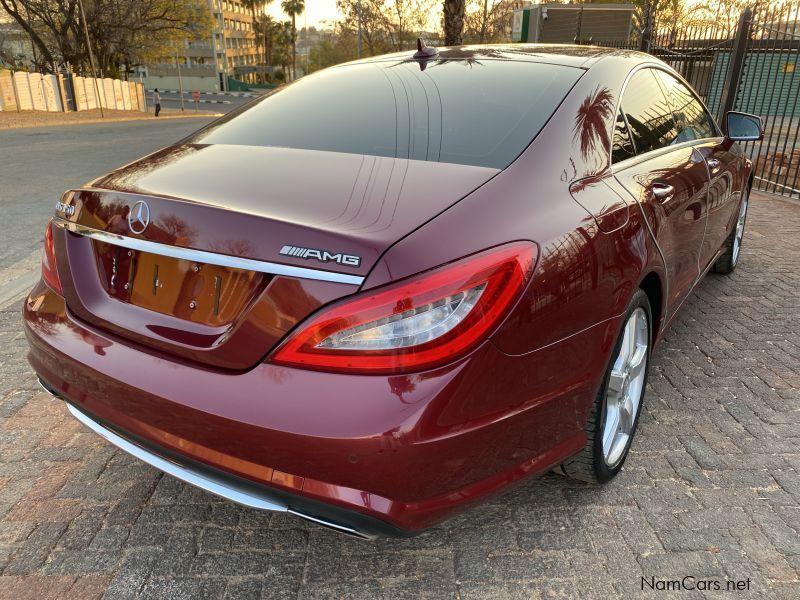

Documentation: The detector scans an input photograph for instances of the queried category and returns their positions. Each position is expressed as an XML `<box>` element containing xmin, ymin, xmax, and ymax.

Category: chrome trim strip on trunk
<box><xmin>51</xmin><ymin>217</ymin><xmax>365</xmax><ymax>286</ymax></box>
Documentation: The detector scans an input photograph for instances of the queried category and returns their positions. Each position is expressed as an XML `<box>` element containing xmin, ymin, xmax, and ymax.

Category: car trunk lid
<box><xmin>53</xmin><ymin>143</ymin><xmax>499</xmax><ymax>370</ymax></box>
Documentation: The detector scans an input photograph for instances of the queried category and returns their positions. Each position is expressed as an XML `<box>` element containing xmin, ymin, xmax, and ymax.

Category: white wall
<box><xmin>143</xmin><ymin>75</ymin><xmax>220</xmax><ymax>93</ymax></box>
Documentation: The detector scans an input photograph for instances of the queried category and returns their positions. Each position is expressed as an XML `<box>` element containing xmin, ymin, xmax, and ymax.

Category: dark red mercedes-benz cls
<box><xmin>24</xmin><ymin>44</ymin><xmax>763</xmax><ymax>538</ymax></box>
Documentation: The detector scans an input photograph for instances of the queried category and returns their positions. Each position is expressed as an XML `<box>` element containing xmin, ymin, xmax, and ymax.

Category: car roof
<box><xmin>348</xmin><ymin>43</ymin><xmax>641</xmax><ymax>70</ymax></box>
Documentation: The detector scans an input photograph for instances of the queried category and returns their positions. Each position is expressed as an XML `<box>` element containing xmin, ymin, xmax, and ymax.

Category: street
<box><xmin>152</xmin><ymin>91</ymin><xmax>255</xmax><ymax>114</ymax></box>
<box><xmin>0</xmin><ymin>119</ymin><xmax>798</xmax><ymax>598</ymax></box>
<box><xmin>0</xmin><ymin>118</ymin><xmax>215</xmax><ymax>305</ymax></box>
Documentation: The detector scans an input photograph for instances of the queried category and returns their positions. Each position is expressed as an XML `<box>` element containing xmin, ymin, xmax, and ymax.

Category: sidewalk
<box><xmin>0</xmin><ymin>108</ymin><xmax>222</xmax><ymax>130</ymax></box>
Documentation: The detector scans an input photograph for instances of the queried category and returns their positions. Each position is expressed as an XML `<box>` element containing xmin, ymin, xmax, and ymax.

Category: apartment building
<box><xmin>135</xmin><ymin>0</ymin><xmax>259</xmax><ymax>93</ymax></box>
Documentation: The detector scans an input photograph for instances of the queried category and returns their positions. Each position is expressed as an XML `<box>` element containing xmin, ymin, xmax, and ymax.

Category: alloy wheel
<box><xmin>602</xmin><ymin>307</ymin><xmax>649</xmax><ymax>467</ymax></box>
<box><xmin>731</xmin><ymin>193</ymin><xmax>748</xmax><ymax>266</ymax></box>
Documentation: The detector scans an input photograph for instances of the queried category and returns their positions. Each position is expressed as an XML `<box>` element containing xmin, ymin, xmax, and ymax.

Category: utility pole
<box><xmin>22</xmin><ymin>1</ymin><xmax>38</xmax><ymax>69</ymax></box>
<box><xmin>76</xmin><ymin>0</ymin><xmax>103</xmax><ymax>117</ymax></box>
<box><xmin>304</xmin><ymin>2</ymin><xmax>308</xmax><ymax>75</ymax></box>
<box><xmin>175</xmin><ymin>50</ymin><xmax>185</xmax><ymax>112</ymax></box>
<box><xmin>357</xmin><ymin>0</ymin><xmax>362</xmax><ymax>59</ymax></box>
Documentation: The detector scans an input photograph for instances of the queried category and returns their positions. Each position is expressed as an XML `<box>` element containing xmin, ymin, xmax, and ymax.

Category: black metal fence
<box><xmin>587</xmin><ymin>4</ymin><xmax>800</xmax><ymax>200</ymax></box>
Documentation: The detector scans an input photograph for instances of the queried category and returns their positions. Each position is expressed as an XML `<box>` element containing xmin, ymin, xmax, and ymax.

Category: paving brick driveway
<box><xmin>0</xmin><ymin>191</ymin><xmax>798</xmax><ymax>600</ymax></box>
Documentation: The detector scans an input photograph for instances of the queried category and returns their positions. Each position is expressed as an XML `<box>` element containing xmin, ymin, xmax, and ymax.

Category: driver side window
<box><xmin>654</xmin><ymin>70</ymin><xmax>719</xmax><ymax>143</ymax></box>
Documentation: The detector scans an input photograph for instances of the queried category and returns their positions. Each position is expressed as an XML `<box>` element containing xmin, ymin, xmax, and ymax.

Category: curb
<box><xmin>147</xmin><ymin>89</ymin><xmax>256</xmax><ymax>98</ymax></box>
<box><xmin>187</xmin><ymin>99</ymin><xmax>231</xmax><ymax>105</ymax></box>
<box><xmin>0</xmin><ymin>112</ymin><xmax>222</xmax><ymax>130</ymax></box>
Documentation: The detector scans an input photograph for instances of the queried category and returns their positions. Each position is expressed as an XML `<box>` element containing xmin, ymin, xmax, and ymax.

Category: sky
<box><xmin>265</xmin><ymin>1</ymin><xmax>343</xmax><ymax>29</ymax></box>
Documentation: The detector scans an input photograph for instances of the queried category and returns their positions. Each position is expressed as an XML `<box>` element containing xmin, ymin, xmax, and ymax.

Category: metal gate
<box><xmin>589</xmin><ymin>3</ymin><xmax>800</xmax><ymax>200</ymax></box>
<box><xmin>732</xmin><ymin>6</ymin><xmax>800</xmax><ymax>199</ymax></box>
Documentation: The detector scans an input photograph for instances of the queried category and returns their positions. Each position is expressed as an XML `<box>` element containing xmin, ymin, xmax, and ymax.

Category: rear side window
<box><xmin>619</xmin><ymin>69</ymin><xmax>678</xmax><ymax>154</ymax></box>
<box><xmin>190</xmin><ymin>61</ymin><xmax>582</xmax><ymax>170</ymax></box>
<box><xmin>654</xmin><ymin>70</ymin><xmax>718</xmax><ymax>142</ymax></box>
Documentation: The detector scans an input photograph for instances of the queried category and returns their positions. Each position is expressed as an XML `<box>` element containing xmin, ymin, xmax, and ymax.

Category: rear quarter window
<box><xmin>612</xmin><ymin>109</ymin><xmax>636</xmax><ymax>163</ymax></box>
<box><xmin>191</xmin><ymin>60</ymin><xmax>582</xmax><ymax>170</ymax></box>
<box><xmin>619</xmin><ymin>69</ymin><xmax>679</xmax><ymax>154</ymax></box>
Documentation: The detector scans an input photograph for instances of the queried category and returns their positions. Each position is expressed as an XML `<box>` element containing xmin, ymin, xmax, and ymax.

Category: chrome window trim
<box><xmin>51</xmin><ymin>217</ymin><xmax>365</xmax><ymax>286</ymax></box>
<box><xmin>609</xmin><ymin>61</ymin><xmax>723</xmax><ymax>168</ymax></box>
<box><xmin>610</xmin><ymin>136</ymin><xmax>724</xmax><ymax>172</ymax></box>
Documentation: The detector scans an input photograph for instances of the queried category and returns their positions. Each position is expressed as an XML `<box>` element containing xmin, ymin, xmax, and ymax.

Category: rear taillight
<box><xmin>269</xmin><ymin>242</ymin><xmax>537</xmax><ymax>374</ymax></box>
<box><xmin>42</xmin><ymin>220</ymin><xmax>62</xmax><ymax>294</ymax></box>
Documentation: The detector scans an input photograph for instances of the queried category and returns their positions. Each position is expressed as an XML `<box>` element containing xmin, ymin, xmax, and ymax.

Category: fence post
<box><xmin>57</xmin><ymin>73</ymin><xmax>70</xmax><ymax>112</ymax></box>
<box><xmin>10</xmin><ymin>70</ymin><xmax>20</xmax><ymax>112</ymax></box>
<box><xmin>639</xmin><ymin>1</ymin><xmax>653</xmax><ymax>52</ymax></box>
<box><xmin>575</xmin><ymin>7</ymin><xmax>584</xmax><ymax>44</ymax></box>
<box><xmin>717</xmin><ymin>7</ymin><xmax>752</xmax><ymax>131</ymax></box>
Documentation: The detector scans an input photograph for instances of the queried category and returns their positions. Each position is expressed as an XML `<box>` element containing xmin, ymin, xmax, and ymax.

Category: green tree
<box><xmin>281</xmin><ymin>0</ymin><xmax>304</xmax><ymax>79</ymax></box>
<box><xmin>0</xmin><ymin>0</ymin><xmax>78</xmax><ymax>71</ymax></box>
<box><xmin>0</xmin><ymin>0</ymin><xmax>212</xmax><ymax>76</ymax></box>
<box><xmin>336</xmin><ymin>0</ymin><xmax>434</xmax><ymax>55</ymax></box>
<box><xmin>269</xmin><ymin>19</ymin><xmax>294</xmax><ymax>78</ymax></box>
<box><xmin>308</xmin><ymin>29</ymin><xmax>357</xmax><ymax>72</ymax></box>
<box><xmin>463</xmin><ymin>0</ymin><xmax>517</xmax><ymax>44</ymax></box>
<box><xmin>94</xmin><ymin>0</ymin><xmax>213</xmax><ymax>77</ymax></box>
<box><xmin>256</xmin><ymin>13</ymin><xmax>275</xmax><ymax>71</ymax></box>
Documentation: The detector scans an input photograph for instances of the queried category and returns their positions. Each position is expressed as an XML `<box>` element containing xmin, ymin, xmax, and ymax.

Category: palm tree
<box><xmin>262</xmin><ymin>1</ymin><xmax>275</xmax><ymax>65</ymax></box>
<box><xmin>258</xmin><ymin>14</ymin><xmax>277</xmax><ymax>67</ymax></box>
<box><xmin>281</xmin><ymin>0</ymin><xmax>304</xmax><ymax>80</ymax></box>
<box><xmin>241</xmin><ymin>0</ymin><xmax>261</xmax><ymax>74</ymax></box>
<box><xmin>272</xmin><ymin>20</ymin><xmax>294</xmax><ymax>81</ymax></box>
<box><xmin>242</xmin><ymin>1</ymin><xmax>274</xmax><ymax>78</ymax></box>
<box><xmin>444</xmin><ymin>0</ymin><xmax>466</xmax><ymax>46</ymax></box>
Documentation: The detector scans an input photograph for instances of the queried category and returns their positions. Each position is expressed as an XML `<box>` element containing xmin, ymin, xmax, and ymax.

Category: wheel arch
<box><xmin>638</xmin><ymin>271</ymin><xmax>664</xmax><ymax>342</ymax></box>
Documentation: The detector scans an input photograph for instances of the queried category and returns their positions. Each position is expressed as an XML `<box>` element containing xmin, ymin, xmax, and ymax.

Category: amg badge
<box><xmin>280</xmin><ymin>245</ymin><xmax>361</xmax><ymax>268</ymax></box>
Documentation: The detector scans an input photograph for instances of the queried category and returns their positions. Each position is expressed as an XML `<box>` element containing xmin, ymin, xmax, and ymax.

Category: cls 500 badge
<box><xmin>55</xmin><ymin>201</ymin><xmax>75</xmax><ymax>216</ymax></box>
<box><xmin>280</xmin><ymin>245</ymin><xmax>361</xmax><ymax>268</ymax></box>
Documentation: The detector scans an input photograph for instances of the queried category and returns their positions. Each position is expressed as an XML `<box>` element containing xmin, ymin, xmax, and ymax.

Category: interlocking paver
<box><xmin>0</xmin><ymin>191</ymin><xmax>798</xmax><ymax>599</ymax></box>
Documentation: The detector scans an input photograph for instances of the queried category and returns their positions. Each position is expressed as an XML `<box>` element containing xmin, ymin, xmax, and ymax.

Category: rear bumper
<box><xmin>39</xmin><ymin>382</ymin><xmax>396</xmax><ymax>539</ymax></box>
<box><xmin>24</xmin><ymin>280</ymin><xmax>618</xmax><ymax>534</ymax></box>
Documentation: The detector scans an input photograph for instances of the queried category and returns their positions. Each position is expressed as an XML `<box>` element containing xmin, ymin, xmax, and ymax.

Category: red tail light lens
<box><xmin>269</xmin><ymin>242</ymin><xmax>537</xmax><ymax>374</ymax></box>
<box><xmin>42</xmin><ymin>220</ymin><xmax>62</xmax><ymax>294</ymax></box>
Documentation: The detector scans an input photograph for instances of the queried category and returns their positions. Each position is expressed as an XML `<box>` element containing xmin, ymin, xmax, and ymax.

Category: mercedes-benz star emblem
<box><xmin>128</xmin><ymin>200</ymin><xmax>151</xmax><ymax>234</ymax></box>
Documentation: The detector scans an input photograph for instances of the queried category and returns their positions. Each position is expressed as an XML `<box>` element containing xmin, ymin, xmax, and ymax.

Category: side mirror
<box><xmin>726</xmin><ymin>111</ymin><xmax>764</xmax><ymax>141</ymax></box>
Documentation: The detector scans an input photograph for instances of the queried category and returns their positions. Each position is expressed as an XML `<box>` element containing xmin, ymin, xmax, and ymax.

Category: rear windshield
<box><xmin>191</xmin><ymin>60</ymin><xmax>581</xmax><ymax>169</ymax></box>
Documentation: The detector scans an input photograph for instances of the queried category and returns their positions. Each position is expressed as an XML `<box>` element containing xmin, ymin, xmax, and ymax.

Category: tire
<box><xmin>558</xmin><ymin>289</ymin><xmax>652</xmax><ymax>483</ymax></box>
<box><xmin>713</xmin><ymin>189</ymin><xmax>749</xmax><ymax>274</ymax></box>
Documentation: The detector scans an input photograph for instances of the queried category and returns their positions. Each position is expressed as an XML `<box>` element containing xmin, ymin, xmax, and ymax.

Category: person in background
<box><xmin>153</xmin><ymin>88</ymin><xmax>161</xmax><ymax>117</ymax></box>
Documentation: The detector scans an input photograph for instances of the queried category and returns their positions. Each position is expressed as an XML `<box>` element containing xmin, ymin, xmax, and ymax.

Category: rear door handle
<box><xmin>707</xmin><ymin>158</ymin><xmax>721</xmax><ymax>174</ymax></box>
<box><xmin>649</xmin><ymin>183</ymin><xmax>675</xmax><ymax>202</ymax></box>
